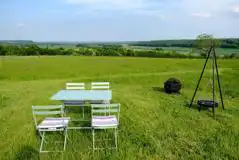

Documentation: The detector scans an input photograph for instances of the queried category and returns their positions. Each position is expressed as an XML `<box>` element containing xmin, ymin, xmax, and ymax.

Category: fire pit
<box><xmin>164</xmin><ymin>78</ymin><xmax>182</xmax><ymax>94</ymax></box>
<box><xmin>197</xmin><ymin>100</ymin><xmax>218</xmax><ymax>111</ymax></box>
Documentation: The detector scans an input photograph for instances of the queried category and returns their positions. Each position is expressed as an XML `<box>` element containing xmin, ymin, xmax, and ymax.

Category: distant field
<box><xmin>216</xmin><ymin>48</ymin><xmax>239</xmax><ymax>55</ymax></box>
<box><xmin>0</xmin><ymin>56</ymin><xmax>239</xmax><ymax>159</ymax></box>
<box><xmin>37</xmin><ymin>44</ymin><xmax>76</xmax><ymax>48</ymax></box>
<box><xmin>128</xmin><ymin>46</ymin><xmax>239</xmax><ymax>55</ymax></box>
<box><xmin>1</xmin><ymin>41</ymin><xmax>239</xmax><ymax>56</ymax></box>
<box><xmin>35</xmin><ymin>43</ymin><xmax>239</xmax><ymax>56</ymax></box>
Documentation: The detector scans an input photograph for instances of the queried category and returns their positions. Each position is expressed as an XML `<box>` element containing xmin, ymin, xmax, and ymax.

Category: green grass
<box><xmin>0</xmin><ymin>56</ymin><xmax>239</xmax><ymax>160</ymax></box>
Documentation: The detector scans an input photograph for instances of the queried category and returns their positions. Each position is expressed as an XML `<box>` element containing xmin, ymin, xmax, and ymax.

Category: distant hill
<box><xmin>128</xmin><ymin>38</ymin><xmax>239</xmax><ymax>49</ymax></box>
<box><xmin>0</xmin><ymin>38</ymin><xmax>239</xmax><ymax>49</ymax></box>
<box><xmin>0</xmin><ymin>40</ymin><xmax>34</xmax><ymax>44</ymax></box>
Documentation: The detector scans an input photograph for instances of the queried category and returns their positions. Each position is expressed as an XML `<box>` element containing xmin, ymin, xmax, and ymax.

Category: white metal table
<box><xmin>51</xmin><ymin>90</ymin><xmax>112</xmax><ymax>101</ymax></box>
<box><xmin>51</xmin><ymin>90</ymin><xmax>112</xmax><ymax>129</ymax></box>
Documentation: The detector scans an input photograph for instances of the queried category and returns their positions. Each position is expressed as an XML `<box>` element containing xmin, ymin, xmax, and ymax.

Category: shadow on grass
<box><xmin>184</xmin><ymin>101</ymin><xmax>222</xmax><ymax>118</ymax></box>
<box><xmin>152</xmin><ymin>87</ymin><xmax>165</xmax><ymax>93</ymax></box>
<box><xmin>0</xmin><ymin>94</ymin><xmax>10</xmax><ymax>109</ymax></box>
<box><xmin>70</xmin><ymin>120</ymin><xmax>91</xmax><ymax>128</ymax></box>
<box><xmin>152</xmin><ymin>87</ymin><xmax>181</xmax><ymax>96</ymax></box>
<box><xmin>67</xmin><ymin>129</ymin><xmax>92</xmax><ymax>152</ymax></box>
<box><xmin>15</xmin><ymin>145</ymin><xmax>39</xmax><ymax>160</ymax></box>
<box><xmin>65</xmin><ymin>106</ymin><xmax>88</xmax><ymax>114</ymax></box>
<box><xmin>183</xmin><ymin>101</ymin><xmax>210</xmax><ymax>112</ymax></box>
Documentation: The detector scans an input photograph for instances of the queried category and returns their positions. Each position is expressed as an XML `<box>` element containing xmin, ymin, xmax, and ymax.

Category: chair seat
<box><xmin>92</xmin><ymin>116</ymin><xmax>118</xmax><ymax>128</ymax></box>
<box><xmin>37</xmin><ymin>117</ymin><xmax>70</xmax><ymax>129</ymax></box>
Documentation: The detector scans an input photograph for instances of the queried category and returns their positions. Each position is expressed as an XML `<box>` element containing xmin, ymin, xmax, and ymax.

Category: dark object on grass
<box><xmin>15</xmin><ymin>145</ymin><xmax>39</xmax><ymax>160</ymax></box>
<box><xmin>197</xmin><ymin>100</ymin><xmax>218</xmax><ymax>111</ymax></box>
<box><xmin>164</xmin><ymin>78</ymin><xmax>182</xmax><ymax>94</ymax></box>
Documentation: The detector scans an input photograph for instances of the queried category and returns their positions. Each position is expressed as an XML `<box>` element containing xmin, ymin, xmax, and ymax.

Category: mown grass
<box><xmin>0</xmin><ymin>56</ymin><xmax>238</xmax><ymax>160</ymax></box>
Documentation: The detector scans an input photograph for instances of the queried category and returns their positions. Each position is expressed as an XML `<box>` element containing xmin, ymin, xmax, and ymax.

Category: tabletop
<box><xmin>51</xmin><ymin>90</ymin><xmax>112</xmax><ymax>101</ymax></box>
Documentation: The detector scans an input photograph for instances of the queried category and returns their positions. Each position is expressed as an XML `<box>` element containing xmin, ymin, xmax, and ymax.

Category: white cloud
<box><xmin>191</xmin><ymin>12</ymin><xmax>212</xmax><ymax>18</ymax></box>
<box><xmin>65</xmin><ymin>0</ymin><xmax>169</xmax><ymax>19</ymax></box>
<box><xmin>16</xmin><ymin>23</ymin><xmax>25</xmax><ymax>28</ymax></box>
<box><xmin>231</xmin><ymin>5</ymin><xmax>239</xmax><ymax>13</ymax></box>
<box><xmin>66</xmin><ymin>0</ymin><xmax>239</xmax><ymax>13</ymax></box>
<box><xmin>181</xmin><ymin>0</ymin><xmax>235</xmax><ymax>11</ymax></box>
<box><xmin>66</xmin><ymin>0</ymin><xmax>146</xmax><ymax>10</ymax></box>
<box><xmin>65</xmin><ymin>0</ymin><xmax>239</xmax><ymax>19</ymax></box>
<box><xmin>181</xmin><ymin>0</ymin><xmax>239</xmax><ymax>16</ymax></box>
<box><xmin>131</xmin><ymin>10</ymin><xmax>170</xmax><ymax>20</ymax></box>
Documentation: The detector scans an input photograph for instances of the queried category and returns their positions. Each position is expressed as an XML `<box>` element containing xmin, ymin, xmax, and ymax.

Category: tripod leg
<box><xmin>212</xmin><ymin>50</ymin><xmax>215</xmax><ymax>117</ymax></box>
<box><xmin>213</xmin><ymin>48</ymin><xmax>225</xmax><ymax>110</ymax></box>
<box><xmin>189</xmin><ymin>46</ymin><xmax>213</xmax><ymax>108</ymax></box>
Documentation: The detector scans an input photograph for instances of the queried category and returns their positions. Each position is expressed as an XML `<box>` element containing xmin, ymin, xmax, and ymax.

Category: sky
<box><xmin>0</xmin><ymin>0</ymin><xmax>239</xmax><ymax>41</ymax></box>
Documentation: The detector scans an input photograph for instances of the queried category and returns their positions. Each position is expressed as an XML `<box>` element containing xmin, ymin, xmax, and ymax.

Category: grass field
<box><xmin>0</xmin><ymin>56</ymin><xmax>239</xmax><ymax>160</ymax></box>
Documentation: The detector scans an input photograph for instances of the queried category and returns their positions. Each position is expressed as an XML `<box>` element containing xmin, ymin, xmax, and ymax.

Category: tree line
<box><xmin>0</xmin><ymin>44</ymin><xmax>237</xmax><ymax>59</ymax></box>
<box><xmin>129</xmin><ymin>38</ymin><xmax>239</xmax><ymax>49</ymax></box>
<box><xmin>1</xmin><ymin>37</ymin><xmax>239</xmax><ymax>49</ymax></box>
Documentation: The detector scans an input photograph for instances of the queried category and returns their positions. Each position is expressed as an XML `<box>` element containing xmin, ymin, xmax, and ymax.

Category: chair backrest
<box><xmin>91</xmin><ymin>82</ymin><xmax>110</xmax><ymax>90</ymax></box>
<box><xmin>66</xmin><ymin>83</ymin><xmax>85</xmax><ymax>90</ymax></box>
<box><xmin>91</xmin><ymin>103</ymin><xmax>120</xmax><ymax>122</ymax></box>
<box><xmin>32</xmin><ymin>105</ymin><xmax>64</xmax><ymax>128</ymax></box>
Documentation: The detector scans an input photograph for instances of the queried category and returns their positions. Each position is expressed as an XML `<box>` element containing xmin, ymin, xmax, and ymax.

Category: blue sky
<box><xmin>0</xmin><ymin>0</ymin><xmax>239</xmax><ymax>41</ymax></box>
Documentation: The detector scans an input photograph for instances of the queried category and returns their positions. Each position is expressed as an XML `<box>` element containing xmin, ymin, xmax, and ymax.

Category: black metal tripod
<box><xmin>189</xmin><ymin>45</ymin><xmax>225</xmax><ymax>117</ymax></box>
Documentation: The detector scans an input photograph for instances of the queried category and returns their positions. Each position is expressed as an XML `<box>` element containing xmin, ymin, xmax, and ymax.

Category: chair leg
<box><xmin>104</xmin><ymin>100</ymin><xmax>110</xmax><ymax>104</ymax></box>
<box><xmin>40</xmin><ymin>132</ymin><xmax>46</xmax><ymax>152</ymax></box>
<box><xmin>63</xmin><ymin>128</ymin><xmax>68</xmax><ymax>151</ymax></box>
<box><xmin>64</xmin><ymin>106</ymin><xmax>67</xmax><ymax>116</ymax></box>
<box><xmin>38</xmin><ymin>129</ymin><xmax>42</xmax><ymax>137</ymax></box>
<box><xmin>115</xmin><ymin>128</ymin><xmax>117</xmax><ymax>149</ymax></box>
<box><xmin>92</xmin><ymin>128</ymin><xmax>95</xmax><ymax>150</ymax></box>
<box><xmin>82</xmin><ymin>106</ymin><xmax>85</xmax><ymax>119</ymax></box>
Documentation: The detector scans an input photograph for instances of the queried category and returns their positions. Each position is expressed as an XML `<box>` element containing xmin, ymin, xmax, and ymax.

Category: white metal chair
<box><xmin>66</xmin><ymin>83</ymin><xmax>85</xmax><ymax>90</ymax></box>
<box><xmin>91</xmin><ymin>103</ymin><xmax>120</xmax><ymax>150</ymax></box>
<box><xmin>90</xmin><ymin>82</ymin><xmax>110</xmax><ymax>104</ymax></box>
<box><xmin>65</xmin><ymin>82</ymin><xmax>86</xmax><ymax>119</ymax></box>
<box><xmin>32</xmin><ymin>105</ymin><xmax>70</xmax><ymax>153</ymax></box>
<box><xmin>91</xmin><ymin>82</ymin><xmax>110</xmax><ymax>90</ymax></box>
